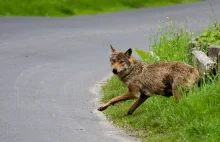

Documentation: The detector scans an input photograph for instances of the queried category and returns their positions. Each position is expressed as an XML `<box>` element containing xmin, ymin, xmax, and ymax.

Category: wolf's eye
<box><xmin>120</xmin><ymin>61</ymin><xmax>125</xmax><ymax>64</ymax></box>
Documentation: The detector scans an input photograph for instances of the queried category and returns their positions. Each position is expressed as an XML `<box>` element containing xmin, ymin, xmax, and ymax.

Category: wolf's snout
<box><xmin>112</xmin><ymin>68</ymin><xmax>118</xmax><ymax>74</ymax></box>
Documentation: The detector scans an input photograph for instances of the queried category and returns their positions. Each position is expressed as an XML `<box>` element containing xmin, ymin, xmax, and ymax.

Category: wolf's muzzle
<box><xmin>112</xmin><ymin>68</ymin><xmax>118</xmax><ymax>74</ymax></box>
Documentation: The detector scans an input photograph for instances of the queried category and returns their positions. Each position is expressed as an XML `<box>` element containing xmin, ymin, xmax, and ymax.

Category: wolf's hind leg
<box><xmin>172</xmin><ymin>85</ymin><xmax>184</xmax><ymax>102</ymax></box>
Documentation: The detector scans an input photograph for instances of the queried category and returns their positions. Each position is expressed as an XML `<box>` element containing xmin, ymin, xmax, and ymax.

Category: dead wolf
<box><xmin>98</xmin><ymin>45</ymin><xmax>200</xmax><ymax>115</ymax></box>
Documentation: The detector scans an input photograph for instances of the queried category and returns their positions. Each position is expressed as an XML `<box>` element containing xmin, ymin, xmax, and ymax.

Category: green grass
<box><xmin>135</xmin><ymin>17</ymin><xmax>192</xmax><ymax>64</ymax></box>
<box><xmin>101</xmin><ymin>19</ymin><xmax>220</xmax><ymax>141</ymax></box>
<box><xmin>197</xmin><ymin>22</ymin><xmax>220</xmax><ymax>46</ymax></box>
<box><xmin>103</xmin><ymin>76</ymin><xmax>220</xmax><ymax>141</ymax></box>
<box><xmin>0</xmin><ymin>0</ymin><xmax>200</xmax><ymax>17</ymax></box>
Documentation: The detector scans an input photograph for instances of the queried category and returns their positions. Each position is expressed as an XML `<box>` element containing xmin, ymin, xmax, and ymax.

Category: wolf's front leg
<box><xmin>98</xmin><ymin>85</ymin><xmax>139</xmax><ymax>111</ymax></box>
<box><xmin>127</xmin><ymin>93</ymin><xmax>149</xmax><ymax>115</ymax></box>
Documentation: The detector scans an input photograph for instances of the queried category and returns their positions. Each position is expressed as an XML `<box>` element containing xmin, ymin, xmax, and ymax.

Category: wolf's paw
<box><xmin>97</xmin><ymin>105</ymin><xmax>108</xmax><ymax>111</ymax></box>
<box><xmin>125</xmin><ymin>111</ymin><xmax>133</xmax><ymax>116</ymax></box>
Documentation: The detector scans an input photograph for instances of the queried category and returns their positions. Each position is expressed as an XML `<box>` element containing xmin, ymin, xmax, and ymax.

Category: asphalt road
<box><xmin>0</xmin><ymin>1</ymin><xmax>220</xmax><ymax>142</ymax></box>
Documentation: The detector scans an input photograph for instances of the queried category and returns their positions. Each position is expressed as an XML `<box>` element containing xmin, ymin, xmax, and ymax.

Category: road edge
<box><xmin>90</xmin><ymin>73</ymin><xmax>140</xmax><ymax>142</ymax></box>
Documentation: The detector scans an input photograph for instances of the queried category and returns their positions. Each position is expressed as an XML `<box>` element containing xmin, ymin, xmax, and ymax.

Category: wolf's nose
<box><xmin>112</xmin><ymin>68</ymin><xmax>118</xmax><ymax>74</ymax></box>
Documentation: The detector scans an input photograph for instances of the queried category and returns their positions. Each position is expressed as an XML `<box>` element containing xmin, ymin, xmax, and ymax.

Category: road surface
<box><xmin>0</xmin><ymin>0</ymin><xmax>220</xmax><ymax>142</ymax></box>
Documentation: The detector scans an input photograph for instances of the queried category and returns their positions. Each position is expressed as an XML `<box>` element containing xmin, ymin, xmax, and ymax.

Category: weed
<box><xmin>136</xmin><ymin>18</ymin><xmax>192</xmax><ymax>63</ymax></box>
<box><xmin>197</xmin><ymin>23</ymin><xmax>220</xmax><ymax>47</ymax></box>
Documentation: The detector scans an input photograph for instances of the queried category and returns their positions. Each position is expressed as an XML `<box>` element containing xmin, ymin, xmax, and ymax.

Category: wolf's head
<box><xmin>109</xmin><ymin>45</ymin><xmax>136</xmax><ymax>74</ymax></box>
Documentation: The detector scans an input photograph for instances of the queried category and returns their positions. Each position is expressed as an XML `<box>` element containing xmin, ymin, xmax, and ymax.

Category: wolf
<box><xmin>98</xmin><ymin>45</ymin><xmax>200</xmax><ymax>115</ymax></box>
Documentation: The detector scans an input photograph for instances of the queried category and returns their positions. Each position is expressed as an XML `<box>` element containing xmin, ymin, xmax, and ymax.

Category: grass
<box><xmin>135</xmin><ymin>17</ymin><xmax>192</xmax><ymax>63</ymax></box>
<box><xmin>101</xmin><ymin>18</ymin><xmax>220</xmax><ymax>141</ymax></box>
<box><xmin>0</xmin><ymin>0</ymin><xmax>200</xmax><ymax>17</ymax></box>
<box><xmin>197</xmin><ymin>23</ymin><xmax>220</xmax><ymax>46</ymax></box>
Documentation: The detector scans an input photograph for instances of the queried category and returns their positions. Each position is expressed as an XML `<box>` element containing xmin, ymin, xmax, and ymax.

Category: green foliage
<box><xmin>149</xmin><ymin>18</ymin><xmax>192</xmax><ymax>63</ymax></box>
<box><xmin>0</xmin><ymin>0</ymin><xmax>200</xmax><ymax>16</ymax></box>
<box><xmin>135</xmin><ymin>18</ymin><xmax>193</xmax><ymax>64</ymax></box>
<box><xmin>197</xmin><ymin>23</ymin><xmax>220</xmax><ymax>46</ymax></box>
<box><xmin>101</xmin><ymin>18</ymin><xmax>220</xmax><ymax>141</ymax></box>
<box><xmin>134</xmin><ymin>48</ymin><xmax>160</xmax><ymax>63</ymax></box>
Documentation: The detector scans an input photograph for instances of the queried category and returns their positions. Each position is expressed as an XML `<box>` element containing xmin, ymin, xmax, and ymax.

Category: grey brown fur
<box><xmin>98</xmin><ymin>45</ymin><xmax>200</xmax><ymax>115</ymax></box>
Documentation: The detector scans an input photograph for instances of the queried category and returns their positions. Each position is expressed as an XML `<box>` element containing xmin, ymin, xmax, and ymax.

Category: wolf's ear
<box><xmin>110</xmin><ymin>44</ymin><xmax>117</xmax><ymax>54</ymax></box>
<box><xmin>125</xmin><ymin>48</ymin><xmax>132</xmax><ymax>57</ymax></box>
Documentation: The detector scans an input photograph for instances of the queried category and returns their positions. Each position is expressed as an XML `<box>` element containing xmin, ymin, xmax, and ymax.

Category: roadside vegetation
<box><xmin>197</xmin><ymin>23</ymin><xmax>220</xmax><ymax>46</ymax></box>
<box><xmin>101</xmin><ymin>18</ymin><xmax>220</xmax><ymax>141</ymax></box>
<box><xmin>0</xmin><ymin>0</ymin><xmax>200</xmax><ymax>16</ymax></box>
